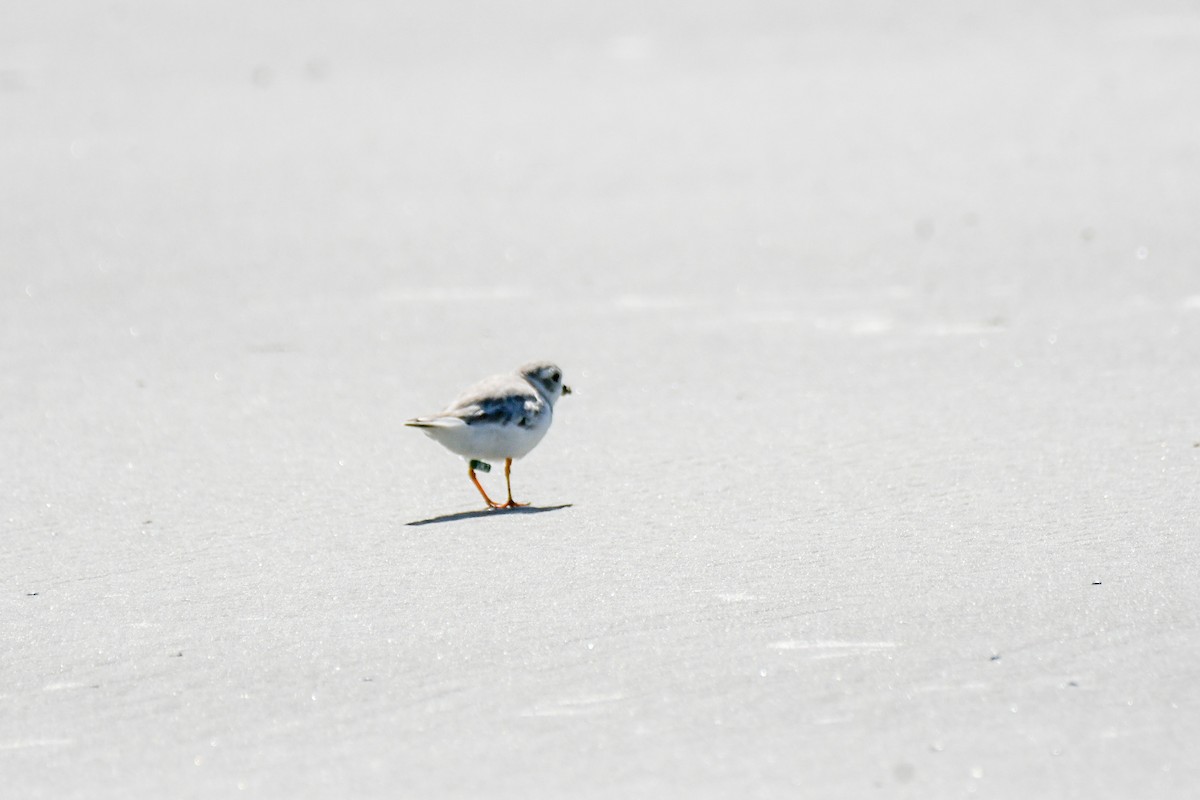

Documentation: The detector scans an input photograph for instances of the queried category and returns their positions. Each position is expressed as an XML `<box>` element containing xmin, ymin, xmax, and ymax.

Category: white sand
<box><xmin>3</xmin><ymin>1</ymin><xmax>1199</xmax><ymax>797</ymax></box>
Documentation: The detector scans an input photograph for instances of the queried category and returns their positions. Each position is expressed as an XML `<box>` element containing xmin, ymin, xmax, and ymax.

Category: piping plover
<box><xmin>406</xmin><ymin>361</ymin><xmax>572</xmax><ymax>509</ymax></box>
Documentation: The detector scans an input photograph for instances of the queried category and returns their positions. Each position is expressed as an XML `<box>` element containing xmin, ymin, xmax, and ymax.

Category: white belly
<box><xmin>421</xmin><ymin>415</ymin><xmax>551</xmax><ymax>461</ymax></box>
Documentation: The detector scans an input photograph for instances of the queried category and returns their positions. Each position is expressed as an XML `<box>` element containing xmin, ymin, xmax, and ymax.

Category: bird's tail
<box><xmin>405</xmin><ymin>416</ymin><xmax>461</xmax><ymax>428</ymax></box>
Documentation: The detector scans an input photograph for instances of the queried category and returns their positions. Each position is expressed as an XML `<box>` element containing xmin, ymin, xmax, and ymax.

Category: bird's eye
<box><xmin>550</xmin><ymin>370</ymin><xmax>561</xmax><ymax>383</ymax></box>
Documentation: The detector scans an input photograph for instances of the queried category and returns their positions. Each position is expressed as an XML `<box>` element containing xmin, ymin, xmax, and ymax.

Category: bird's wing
<box><xmin>453</xmin><ymin>394</ymin><xmax>542</xmax><ymax>427</ymax></box>
<box><xmin>441</xmin><ymin>375</ymin><xmax>544</xmax><ymax>427</ymax></box>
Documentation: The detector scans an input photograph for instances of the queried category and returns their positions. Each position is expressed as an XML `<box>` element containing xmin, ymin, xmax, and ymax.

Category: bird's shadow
<box><xmin>406</xmin><ymin>503</ymin><xmax>574</xmax><ymax>527</ymax></box>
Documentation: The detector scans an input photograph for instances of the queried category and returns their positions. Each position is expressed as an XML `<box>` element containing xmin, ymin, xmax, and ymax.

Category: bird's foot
<box><xmin>495</xmin><ymin>499</ymin><xmax>529</xmax><ymax>509</ymax></box>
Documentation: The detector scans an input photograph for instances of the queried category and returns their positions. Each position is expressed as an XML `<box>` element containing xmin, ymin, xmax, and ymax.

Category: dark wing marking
<box><xmin>457</xmin><ymin>393</ymin><xmax>542</xmax><ymax>427</ymax></box>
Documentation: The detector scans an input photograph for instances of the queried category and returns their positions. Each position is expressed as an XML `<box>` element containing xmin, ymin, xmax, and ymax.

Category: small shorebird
<box><xmin>406</xmin><ymin>361</ymin><xmax>571</xmax><ymax>509</ymax></box>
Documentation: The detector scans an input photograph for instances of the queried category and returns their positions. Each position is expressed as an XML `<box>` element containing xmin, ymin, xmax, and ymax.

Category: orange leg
<box><xmin>499</xmin><ymin>458</ymin><xmax>529</xmax><ymax>509</ymax></box>
<box><xmin>468</xmin><ymin>464</ymin><xmax>501</xmax><ymax>509</ymax></box>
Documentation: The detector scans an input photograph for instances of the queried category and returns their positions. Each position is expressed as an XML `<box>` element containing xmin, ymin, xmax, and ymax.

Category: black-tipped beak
<box><xmin>562</xmin><ymin>385</ymin><xmax>573</xmax><ymax>395</ymax></box>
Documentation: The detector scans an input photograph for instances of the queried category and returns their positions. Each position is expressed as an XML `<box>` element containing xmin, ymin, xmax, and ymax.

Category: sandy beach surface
<box><xmin>3</xmin><ymin>1</ymin><xmax>1199</xmax><ymax>797</ymax></box>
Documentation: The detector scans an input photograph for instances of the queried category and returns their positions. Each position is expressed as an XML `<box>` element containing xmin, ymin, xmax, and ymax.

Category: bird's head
<box><xmin>519</xmin><ymin>361</ymin><xmax>572</xmax><ymax>403</ymax></box>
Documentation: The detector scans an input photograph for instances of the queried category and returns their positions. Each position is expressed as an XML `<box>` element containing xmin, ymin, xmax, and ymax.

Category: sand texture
<box><xmin>3</xmin><ymin>2</ymin><xmax>1199</xmax><ymax>797</ymax></box>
